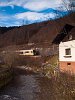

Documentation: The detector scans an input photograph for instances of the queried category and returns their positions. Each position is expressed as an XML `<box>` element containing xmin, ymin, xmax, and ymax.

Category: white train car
<box><xmin>17</xmin><ymin>49</ymin><xmax>37</xmax><ymax>56</ymax></box>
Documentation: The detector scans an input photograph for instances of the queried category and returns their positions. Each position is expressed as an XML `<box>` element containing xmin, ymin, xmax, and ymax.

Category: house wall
<box><xmin>59</xmin><ymin>40</ymin><xmax>75</xmax><ymax>61</ymax></box>
<box><xmin>59</xmin><ymin>61</ymin><xmax>75</xmax><ymax>74</ymax></box>
<box><xmin>59</xmin><ymin>40</ymin><xmax>75</xmax><ymax>74</ymax></box>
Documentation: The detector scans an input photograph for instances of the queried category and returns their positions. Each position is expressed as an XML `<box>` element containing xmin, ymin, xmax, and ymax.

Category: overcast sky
<box><xmin>0</xmin><ymin>0</ymin><xmax>75</xmax><ymax>27</ymax></box>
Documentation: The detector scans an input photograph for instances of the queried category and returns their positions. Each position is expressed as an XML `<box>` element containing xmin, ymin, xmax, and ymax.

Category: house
<box><xmin>53</xmin><ymin>24</ymin><xmax>75</xmax><ymax>74</ymax></box>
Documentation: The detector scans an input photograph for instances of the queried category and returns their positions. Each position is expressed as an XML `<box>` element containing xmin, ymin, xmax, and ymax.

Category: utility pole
<box><xmin>25</xmin><ymin>18</ymin><xmax>29</xmax><ymax>42</ymax></box>
<box><xmin>22</xmin><ymin>19</ymin><xmax>25</xmax><ymax>26</ymax></box>
<box><xmin>24</xmin><ymin>17</ymin><xmax>29</xmax><ymax>43</ymax></box>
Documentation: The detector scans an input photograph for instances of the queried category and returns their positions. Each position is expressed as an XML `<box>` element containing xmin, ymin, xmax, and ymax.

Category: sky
<box><xmin>0</xmin><ymin>0</ymin><xmax>75</xmax><ymax>27</ymax></box>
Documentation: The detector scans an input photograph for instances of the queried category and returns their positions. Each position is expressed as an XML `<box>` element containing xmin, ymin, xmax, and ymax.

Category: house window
<box><xmin>65</xmin><ymin>48</ymin><xmax>71</xmax><ymax>55</ymax></box>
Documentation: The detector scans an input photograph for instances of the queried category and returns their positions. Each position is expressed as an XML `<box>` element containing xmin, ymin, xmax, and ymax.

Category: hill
<box><xmin>0</xmin><ymin>12</ymin><xmax>75</xmax><ymax>48</ymax></box>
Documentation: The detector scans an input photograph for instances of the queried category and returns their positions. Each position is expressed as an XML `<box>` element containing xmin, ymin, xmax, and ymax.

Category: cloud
<box><xmin>0</xmin><ymin>9</ymin><xmax>64</xmax><ymax>26</ymax></box>
<box><xmin>0</xmin><ymin>0</ymin><xmax>27</xmax><ymax>7</ymax></box>
<box><xmin>0</xmin><ymin>14</ymin><xmax>21</xmax><ymax>26</ymax></box>
<box><xmin>0</xmin><ymin>0</ymin><xmax>71</xmax><ymax>11</ymax></box>
<box><xmin>0</xmin><ymin>11</ymin><xmax>56</xmax><ymax>26</ymax></box>
<box><xmin>15</xmin><ymin>11</ymin><xmax>56</xmax><ymax>23</ymax></box>
<box><xmin>24</xmin><ymin>0</ymin><xmax>63</xmax><ymax>11</ymax></box>
<box><xmin>0</xmin><ymin>0</ymin><xmax>74</xmax><ymax>12</ymax></box>
<box><xmin>0</xmin><ymin>0</ymin><xmax>75</xmax><ymax>26</ymax></box>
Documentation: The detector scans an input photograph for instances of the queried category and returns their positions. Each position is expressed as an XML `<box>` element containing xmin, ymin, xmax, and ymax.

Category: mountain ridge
<box><xmin>0</xmin><ymin>12</ymin><xmax>75</xmax><ymax>48</ymax></box>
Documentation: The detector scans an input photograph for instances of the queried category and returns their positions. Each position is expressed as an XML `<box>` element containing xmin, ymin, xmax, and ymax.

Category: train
<box><xmin>17</xmin><ymin>49</ymin><xmax>40</xmax><ymax>56</ymax></box>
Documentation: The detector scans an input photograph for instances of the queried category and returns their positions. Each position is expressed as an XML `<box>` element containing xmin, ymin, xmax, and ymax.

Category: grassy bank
<box><xmin>0</xmin><ymin>68</ymin><xmax>13</xmax><ymax>88</ymax></box>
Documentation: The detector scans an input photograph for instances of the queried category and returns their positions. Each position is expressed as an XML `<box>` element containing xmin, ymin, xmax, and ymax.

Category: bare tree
<box><xmin>0</xmin><ymin>46</ymin><xmax>19</xmax><ymax>68</ymax></box>
<box><xmin>61</xmin><ymin>0</ymin><xmax>75</xmax><ymax>11</ymax></box>
<box><xmin>68</xmin><ymin>0</ymin><xmax>75</xmax><ymax>11</ymax></box>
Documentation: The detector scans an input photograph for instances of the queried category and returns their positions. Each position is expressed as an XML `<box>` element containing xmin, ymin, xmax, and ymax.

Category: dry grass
<box><xmin>50</xmin><ymin>73</ymin><xmax>75</xmax><ymax>100</ymax></box>
<box><xmin>41</xmin><ymin>55</ymin><xmax>75</xmax><ymax>100</ymax></box>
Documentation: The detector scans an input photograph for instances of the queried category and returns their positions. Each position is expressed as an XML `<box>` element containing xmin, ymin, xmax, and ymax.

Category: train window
<box><xmin>31</xmin><ymin>51</ymin><xmax>33</xmax><ymax>53</ymax></box>
<box><xmin>25</xmin><ymin>51</ymin><xmax>29</xmax><ymax>53</ymax></box>
<box><xmin>33</xmin><ymin>50</ymin><xmax>36</xmax><ymax>55</ymax></box>
<box><xmin>20</xmin><ymin>52</ymin><xmax>23</xmax><ymax>54</ymax></box>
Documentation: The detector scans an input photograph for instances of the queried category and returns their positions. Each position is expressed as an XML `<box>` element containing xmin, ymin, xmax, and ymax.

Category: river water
<box><xmin>0</xmin><ymin>70</ymin><xmax>55</xmax><ymax>100</ymax></box>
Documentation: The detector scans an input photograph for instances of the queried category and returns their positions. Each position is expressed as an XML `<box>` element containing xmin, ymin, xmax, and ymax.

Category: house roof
<box><xmin>52</xmin><ymin>24</ymin><xmax>74</xmax><ymax>44</ymax></box>
<box><xmin>62</xmin><ymin>27</ymin><xmax>75</xmax><ymax>42</ymax></box>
